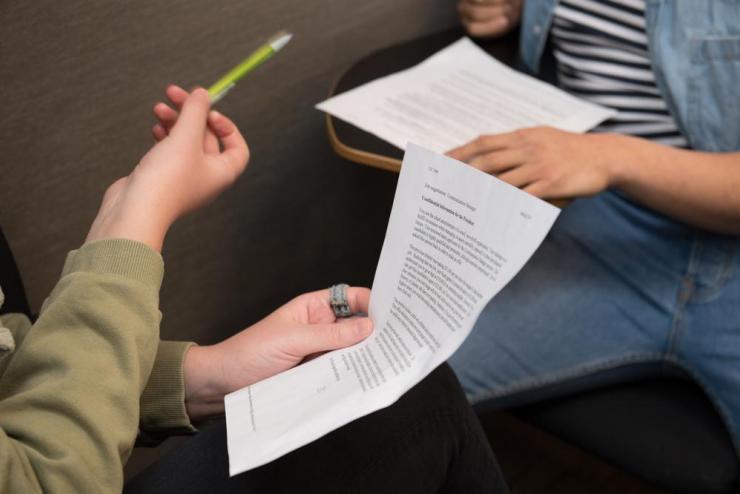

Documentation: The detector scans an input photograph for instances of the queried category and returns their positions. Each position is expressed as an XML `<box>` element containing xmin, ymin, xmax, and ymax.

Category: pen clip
<box><xmin>211</xmin><ymin>83</ymin><xmax>235</xmax><ymax>104</ymax></box>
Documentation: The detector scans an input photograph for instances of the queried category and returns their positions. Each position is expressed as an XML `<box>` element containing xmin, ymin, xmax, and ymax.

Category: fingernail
<box><xmin>209</xmin><ymin>110</ymin><xmax>223</xmax><ymax>120</ymax></box>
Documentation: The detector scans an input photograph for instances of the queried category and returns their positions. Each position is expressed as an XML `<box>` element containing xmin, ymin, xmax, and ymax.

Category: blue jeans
<box><xmin>449</xmin><ymin>190</ymin><xmax>740</xmax><ymax>455</ymax></box>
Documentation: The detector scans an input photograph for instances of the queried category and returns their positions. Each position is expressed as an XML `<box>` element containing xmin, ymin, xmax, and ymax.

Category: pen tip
<box><xmin>269</xmin><ymin>30</ymin><xmax>293</xmax><ymax>51</ymax></box>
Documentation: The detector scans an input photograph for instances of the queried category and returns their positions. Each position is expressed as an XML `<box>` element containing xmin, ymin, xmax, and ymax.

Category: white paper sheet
<box><xmin>225</xmin><ymin>144</ymin><xmax>560</xmax><ymax>476</ymax></box>
<box><xmin>316</xmin><ymin>38</ymin><xmax>616</xmax><ymax>153</ymax></box>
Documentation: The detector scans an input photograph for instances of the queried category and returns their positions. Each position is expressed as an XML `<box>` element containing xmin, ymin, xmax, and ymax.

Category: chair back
<box><xmin>0</xmin><ymin>229</ymin><xmax>31</xmax><ymax>317</ymax></box>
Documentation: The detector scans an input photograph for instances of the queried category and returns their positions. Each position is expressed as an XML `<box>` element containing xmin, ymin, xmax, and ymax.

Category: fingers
<box><xmin>469</xmin><ymin>148</ymin><xmax>527</xmax><ymax>174</ymax></box>
<box><xmin>463</xmin><ymin>0</ymin><xmax>509</xmax><ymax>4</ymax></box>
<box><xmin>167</xmin><ymin>85</ymin><xmax>220</xmax><ymax>152</ymax></box>
<box><xmin>208</xmin><ymin>111</ymin><xmax>250</xmax><ymax>175</ymax></box>
<box><xmin>316</xmin><ymin>286</ymin><xmax>370</xmax><ymax>316</ymax></box>
<box><xmin>295</xmin><ymin>318</ymin><xmax>374</xmax><ymax>356</ymax></box>
<box><xmin>154</xmin><ymin>85</ymin><xmax>221</xmax><ymax>153</ymax></box>
<box><xmin>153</xmin><ymin>101</ymin><xmax>179</xmax><ymax>125</ymax></box>
<box><xmin>458</xmin><ymin>1</ymin><xmax>509</xmax><ymax>22</ymax></box>
<box><xmin>522</xmin><ymin>181</ymin><xmax>550</xmax><ymax>198</ymax></box>
<box><xmin>154</xmin><ymin>85</ymin><xmax>190</xmax><ymax>135</ymax></box>
<box><xmin>152</xmin><ymin>102</ymin><xmax>179</xmax><ymax>140</ymax></box>
<box><xmin>347</xmin><ymin>286</ymin><xmax>371</xmax><ymax>314</ymax></box>
<box><xmin>152</xmin><ymin>123</ymin><xmax>168</xmax><ymax>142</ymax></box>
<box><xmin>150</xmin><ymin>83</ymin><xmax>247</xmax><ymax>177</ymax></box>
<box><xmin>447</xmin><ymin>140</ymin><xmax>482</xmax><ymax>163</ymax></box>
<box><xmin>497</xmin><ymin>164</ymin><xmax>537</xmax><ymax>188</ymax></box>
<box><xmin>203</xmin><ymin>123</ymin><xmax>221</xmax><ymax>156</ymax></box>
<box><xmin>165</xmin><ymin>84</ymin><xmax>189</xmax><ymax>108</ymax></box>
<box><xmin>463</xmin><ymin>16</ymin><xmax>511</xmax><ymax>37</ymax></box>
<box><xmin>150</xmin><ymin>85</ymin><xmax>189</xmax><ymax>140</ymax></box>
<box><xmin>458</xmin><ymin>0</ymin><xmax>516</xmax><ymax>37</ymax></box>
<box><xmin>447</xmin><ymin>132</ymin><xmax>517</xmax><ymax>163</ymax></box>
<box><xmin>170</xmin><ymin>87</ymin><xmax>211</xmax><ymax>141</ymax></box>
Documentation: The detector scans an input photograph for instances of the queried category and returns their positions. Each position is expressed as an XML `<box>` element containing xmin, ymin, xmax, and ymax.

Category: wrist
<box><xmin>587</xmin><ymin>132</ymin><xmax>630</xmax><ymax>189</ymax></box>
<box><xmin>85</xmin><ymin>176</ymin><xmax>178</xmax><ymax>252</ymax></box>
<box><xmin>86</xmin><ymin>199</ymin><xmax>171</xmax><ymax>252</ymax></box>
<box><xmin>183</xmin><ymin>344</ymin><xmax>227</xmax><ymax>421</ymax></box>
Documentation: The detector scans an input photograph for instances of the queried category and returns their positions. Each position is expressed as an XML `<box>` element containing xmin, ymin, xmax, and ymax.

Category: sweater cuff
<box><xmin>140</xmin><ymin>340</ymin><xmax>196</xmax><ymax>434</ymax></box>
<box><xmin>62</xmin><ymin>239</ymin><xmax>164</xmax><ymax>291</ymax></box>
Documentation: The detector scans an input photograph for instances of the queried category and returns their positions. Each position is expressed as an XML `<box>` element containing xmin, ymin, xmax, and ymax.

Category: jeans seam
<box><xmin>665</xmin><ymin>278</ymin><xmax>691</xmax><ymax>358</ymax></box>
<box><xmin>690</xmin><ymin>240</ymin><xmax>737</xmax><ymax>303</ymax></box>
<box><xmin>468</xmin><ymin>352</ymin><xmax>664</xmax><ymax>404</ymax></box>
<box><xmin>665</xmin><ymin>238</ymin><xmax>700</xmax><ymax>357</ymax></box>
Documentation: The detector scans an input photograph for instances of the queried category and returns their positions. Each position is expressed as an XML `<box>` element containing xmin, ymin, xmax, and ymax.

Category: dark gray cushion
<box><xmin>512</xmin><ymin>380</ymin><xmax>740</xmax><ymax>494</ymax></box>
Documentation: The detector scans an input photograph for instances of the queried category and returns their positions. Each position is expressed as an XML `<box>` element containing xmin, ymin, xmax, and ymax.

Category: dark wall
<box><xmin>0</xmin><ymin>1</ymin><xmax>458</xmax><ymax>342</ymax></box>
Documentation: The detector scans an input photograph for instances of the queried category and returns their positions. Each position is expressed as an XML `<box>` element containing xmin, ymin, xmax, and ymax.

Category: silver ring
<box><xmin>329</xmin><ymin>283</ymin><xmax>353</xmax><ymax>318</ymax></box>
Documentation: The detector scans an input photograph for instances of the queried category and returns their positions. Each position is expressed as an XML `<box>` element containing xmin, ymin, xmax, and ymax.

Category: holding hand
<box><xmin>86</xmin><ymin>85</ymin><xmax>249</xmax><ymax>251</ymax></box>
<box><xmin>183</xmin><ymin>287</ymin><xmax>374</xmax><ymax>421</ymax></box>
<box><xmin>457</xmin><ymin>0</ymin><xmax>522</xmax><ymax>38</ymax></box>
<box><xmin>448</xmin><ymin>126</ymin><xmax>616</xmax><ymax>199</ymax></box>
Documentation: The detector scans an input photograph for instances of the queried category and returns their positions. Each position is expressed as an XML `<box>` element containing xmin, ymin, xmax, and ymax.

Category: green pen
<box><xmin>208</xmin><ymin>30</ymin><xmax>293</xmax><ymax>103</ymax></box>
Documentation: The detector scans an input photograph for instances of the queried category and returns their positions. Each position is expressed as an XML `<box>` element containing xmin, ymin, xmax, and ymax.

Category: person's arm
<box><xmin>448</xmin><ymin>128</ymin><xmax>740</xmax><ymax>235</ymax></box>
<box><xmin>182</xmin><ymin>288</ymin><xmax>373</xmax><ymax>421</ymax></box>
<box><xmin>138</xmin><ymin>308</ymin><xmax>374</xmax><ymax>432</ymax></box>
<box><xmin>0</xmin><ymin>239</ymin><xmax>164</xmax><ymax>493</ymax></box>
<box><xmin>0</xmin><ymin>309</ymin><xmax>189</xmax><ymax>446</ymax></box>
<box><xmin>124</xmin><ymin>86</ymin><xmax>375</xmax><ymax>428</ymax></box>
<box><xmin>135</xmin><ymin>287</ymin><xmax>373</xmax><ymax>428</ymax></box>
<box><xmin>0</xmin><ymin>86</ymin><xmax>249</xmax><ymax>492</ymax></box>
<box><xmin>606</xmin><ymin>135</ymin><xmax>740</xmax><ymax>234</ymax></box>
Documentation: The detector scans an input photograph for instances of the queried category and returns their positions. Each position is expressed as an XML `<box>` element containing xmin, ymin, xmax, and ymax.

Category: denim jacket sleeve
<box><xmin>519</xmin><ymin>0</ymin><xmax>740</xmax><ymax>152</ymax></box>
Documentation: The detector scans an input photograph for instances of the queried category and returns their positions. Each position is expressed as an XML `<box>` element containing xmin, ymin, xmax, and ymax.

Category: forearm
<box><xmin>182</xmin><ymin>344</ymin><xmax>228</xmax><ymax>421</ymax></box>
<box><xmin>0</xmin><ymin>240</ymin><xmax>163</xmax><ymax>493</ymax></box>
<box><xmin>603</xmin><ymin>134</ymin><xmax>740</xmax><ymax>234</ymax></box>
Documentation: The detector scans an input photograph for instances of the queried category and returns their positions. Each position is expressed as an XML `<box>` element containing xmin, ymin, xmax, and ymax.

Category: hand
<box><xmin>85</xmin><ymin>85</ymin><xmax>249</xmax><ymax>251</ymax></box>
<box><xmin>182</xmin><ymin>287</ymin><xmax>373</xmax><ymax>420</ymax></box>
<box><xmin>457</xmin><ymin>0</ymin><xmax>522</xmax><ymax>38</ymax></box>
<box><xmin>448</xmin><ymin>126</ymin><xmax>617</xmax><ymax>199</ymax></box>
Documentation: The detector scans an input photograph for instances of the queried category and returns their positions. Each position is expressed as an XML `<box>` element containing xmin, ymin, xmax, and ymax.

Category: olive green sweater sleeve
<box><xmin>0</xmin><ymin>239</ymin><xmax>164</xmax><ymax>494</ymax></box>
<box><xmin>1</xmin><ymin>318</ymin><xmax>197</xmax><ymax>439</ymax></box>
<box><xmin>140</xmin><ymin>340</ymin><xmax>196</xmax><ymax>435</ymax></box>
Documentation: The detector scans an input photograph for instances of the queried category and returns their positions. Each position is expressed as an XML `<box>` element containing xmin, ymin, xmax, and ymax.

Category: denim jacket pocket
<box><xmin>687</xmin><ymin>37</ymin><xmax>740</xmax><ymax>152</ymax></box>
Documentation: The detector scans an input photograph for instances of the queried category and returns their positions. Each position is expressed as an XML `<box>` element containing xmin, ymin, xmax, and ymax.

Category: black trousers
<box><xmin>125</xmin><ymin>363</ymin><xmax>508</xmax><ymax>494</ymax></box>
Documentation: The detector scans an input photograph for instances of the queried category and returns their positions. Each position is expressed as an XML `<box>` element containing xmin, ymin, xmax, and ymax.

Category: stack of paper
<box><xmin>225</xmin><ymin>144</ymin><xmax>560</xmax><ymax>476</ymax></box>
<box><xmin>316</xmin><ymin>38</ymin><xmax>615</xmax><ymax>153</ymax></box>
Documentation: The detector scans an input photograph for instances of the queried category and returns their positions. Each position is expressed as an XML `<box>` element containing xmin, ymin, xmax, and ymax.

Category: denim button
<box><xmin>533</xmin><ymin>24</ymin><xmax>542</xmax><ymax>35</ymax></box>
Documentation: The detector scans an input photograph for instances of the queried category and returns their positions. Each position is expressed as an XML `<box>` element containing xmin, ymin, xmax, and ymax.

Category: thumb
<box><xmin>170</xmin><ymin>87</ymin><xmax>211</xmax><ymax>142</ymax></box>
<box><xmin>293</xmin><ymin>318</ymin><xmax>373</xmax><ymax>356</ymax></box>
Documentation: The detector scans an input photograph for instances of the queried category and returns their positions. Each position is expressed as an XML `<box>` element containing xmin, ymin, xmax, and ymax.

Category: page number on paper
<box><xmin>520</xmin><ymin>211</ymin><xmax>532</xmax><ymax>220</ymax></box>
<box><xmin>428</xmin><ymin>166</ymin><xmax>439</xmax><ymax>174</ymax></box>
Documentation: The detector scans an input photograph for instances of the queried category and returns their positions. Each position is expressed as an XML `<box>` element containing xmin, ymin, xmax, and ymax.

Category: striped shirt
<box><xmin>551</xmin><ymin>0</ymin><xmax>688</xmax><ymax>147</ymax></box>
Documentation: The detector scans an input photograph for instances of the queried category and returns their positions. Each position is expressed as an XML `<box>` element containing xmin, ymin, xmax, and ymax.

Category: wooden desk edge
<box><xmin>324</xmin><ymin>75</ymin><xmax>569</xmax><ymax>208</ymax></box>
<box><xmin>326</xmin><ymin>114</ymin><xmax>568</xmax><ymax>208</ymax></box>
<box><xmin>325</xmin><ymin>114</ymin><xmax>402</xmax><ymax>173</ymax></box>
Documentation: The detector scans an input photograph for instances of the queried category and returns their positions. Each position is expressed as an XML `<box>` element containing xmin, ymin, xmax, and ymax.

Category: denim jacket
<box><xmin>519</xmin><ymin>0</ymin><xmax>740</xmax><ymax>152</ymax></box>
